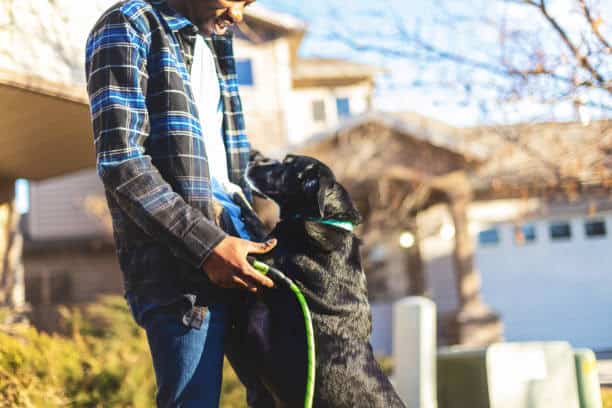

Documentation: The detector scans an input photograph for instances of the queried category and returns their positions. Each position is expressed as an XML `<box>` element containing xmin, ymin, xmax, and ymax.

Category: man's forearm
<box><xmin>100</xmin><ymin>155</ymin><xmax>227</xmax><ymax>269</ymax></box>
<box><xmin>85</xmin><ymin>8</ymin><xmax>226</xmax><ymax>269</ymax></box>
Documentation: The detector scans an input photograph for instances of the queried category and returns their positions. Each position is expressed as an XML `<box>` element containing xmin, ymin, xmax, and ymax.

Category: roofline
<box><xmin>294</xmin><ymin>112</ymin><xmax>485</xmax><ymax>164</ymax></box>
<box><xmin>0</xmin><ymin>69</ymin><xmax>88</xmax><ymax>105</ymax></box>
<box><xmin>462</xmin><ymin>117</ymin><xmax>612</xmax><ymax>132</ymax></box>
<box><xmin>293</xmin><ymin>58</ymin><xmax>385</xmax><ymax>81</ymax></box>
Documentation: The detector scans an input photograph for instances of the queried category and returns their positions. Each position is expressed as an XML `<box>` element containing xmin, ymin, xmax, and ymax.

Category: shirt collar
<box><xmin>149</xmin><ymin>0</ymin><xmax>198</xmax><ymax>32</ymax></box>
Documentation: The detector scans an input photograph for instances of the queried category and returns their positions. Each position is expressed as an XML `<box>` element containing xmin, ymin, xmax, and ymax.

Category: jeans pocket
<box><xmin>127</xmin><ymin>294</ymin><xmax>193</xmax><ymax>329</ymax></box>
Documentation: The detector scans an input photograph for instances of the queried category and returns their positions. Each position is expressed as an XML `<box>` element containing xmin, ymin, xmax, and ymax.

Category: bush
<box><xmin>603</xmin><ymin>387</ymin><xmax>612</xmax><ymax>408</ymax></box>
<box><xmin>0</xmin><ymin>296</ymin><xmax>247</xmax><ymax>407</ymax></box>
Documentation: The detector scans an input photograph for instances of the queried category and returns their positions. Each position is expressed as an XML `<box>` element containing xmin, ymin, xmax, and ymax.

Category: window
<box><xmin>336</xmin><ymin>97</ymin><xmax>351</xmax><ymax>118</ymax></box>
<box><xmin>585</xmin><ymin>220</ymin><xmax>607</xmax><ymax>238</ymax></box>
<box><xmin>549</xmin><ymin>222</ymin><xmax>572</xmax><ymax>241</ymax></box>
<box><xmin>478</xmin><ymin>228</ymin><xmax>500</xmax><ymax>246</ymax></box>
<box><xmin>312</xmin><ymin>100</ymin><xmax>326</xmax><ymax>122</ymax></box>
<box><xmin>236</xmin><ymin>59</ymin><xmax>254</xmax><ymax>86</ymax></box>
<box><xmin>514</xmin><ymin>224</ymin><xmax>536</xmax><ymax>245</ymax></box>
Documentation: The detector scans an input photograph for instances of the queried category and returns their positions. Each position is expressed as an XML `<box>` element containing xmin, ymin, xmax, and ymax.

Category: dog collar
<box><xmin>306</xmin><ymin>218</ymin><xmax>354</xmax><ymax>233</ymax></box>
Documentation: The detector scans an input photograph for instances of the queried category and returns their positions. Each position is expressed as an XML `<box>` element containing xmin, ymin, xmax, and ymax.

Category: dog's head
<box><xmin>246</xmin><ymin>154</ymin><xmax>362</xmax><ymax>224</ymax></box>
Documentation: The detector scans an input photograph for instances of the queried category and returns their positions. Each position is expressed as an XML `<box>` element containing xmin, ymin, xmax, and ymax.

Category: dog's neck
<box><xmin>305</xmin><ymin>217</ymin><xmax>354</xmax><ymax>232</ymax></box>
<box><xmin>278</xmin><ymin>215</ymin><xmax>355</xmax><ymax>233</ymax></box>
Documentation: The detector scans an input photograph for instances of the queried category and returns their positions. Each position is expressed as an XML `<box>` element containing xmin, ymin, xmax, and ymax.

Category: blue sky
<box><xmin>258</xmin><ymin>0</ymin><xmax>612</xmax><ymax>127</ymax></box>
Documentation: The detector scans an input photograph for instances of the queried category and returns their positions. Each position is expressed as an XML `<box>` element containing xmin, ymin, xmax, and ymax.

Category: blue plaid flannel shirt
<box><xmin>85</xmin><ymin>0</ymin><xmax>254</xmax><ymax>316</ymax></box>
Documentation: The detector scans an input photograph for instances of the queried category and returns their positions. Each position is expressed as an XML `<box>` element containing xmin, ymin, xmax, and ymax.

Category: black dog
<box><xmin>225</xmin><ymin>155</ymin><xmax>405</xmax><ymax>408</ymax></box>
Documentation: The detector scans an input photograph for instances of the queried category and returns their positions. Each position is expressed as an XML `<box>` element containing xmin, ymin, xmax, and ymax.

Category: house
<box><xmin>463</xmin><ymin>120</ymin><xmax>612</xmax><ymax>351</ymax></box>
<box><xmin>1</xmin><ymin>3</ymin><xmax>380</xmax><ymax>330</ymax></box>
<box><xmin>231</xmin><ymin>7</ymin><xmax>379</xmax><ymax>148</ymax></box>
<box><xmin>297</xmin><ymin>112</ymin><xmax>503</xmax><ymax>349</ymax></box>
<box><xmin>344</xmin><ymin>117</ymin><xmax>612</xmax><ymax>353</ymax></box>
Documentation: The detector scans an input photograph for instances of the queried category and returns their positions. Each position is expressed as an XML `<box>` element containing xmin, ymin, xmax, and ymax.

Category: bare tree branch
<box><xmin>524</xmin><ymin>0</ymin><xmax>608</xmax><ymax>90</ymax></box>
<box><xmin>578</xmin><ymin>0</ymin><xmax>611</xmax><ymax>51</ymax></box>
<box><xmin>325</xmin><ymin>0</ymin><xmax>612</xmax><ymax>115</ymax></box>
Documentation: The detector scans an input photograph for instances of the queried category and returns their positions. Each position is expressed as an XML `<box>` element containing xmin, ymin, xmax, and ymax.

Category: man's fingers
<box><xmin>247</xmin><ymin>239</ymin><xmax>277</xmax><ymax>255</ymax></box>
<box><xmin>241</xmin><ymin>262</ymin><xmax>275</xmax><ymax>288</ymax></box>
<box><xmin>231</xmin><ymin>274</ymin><xmax>258</xmax><ymax>293</ymax></box>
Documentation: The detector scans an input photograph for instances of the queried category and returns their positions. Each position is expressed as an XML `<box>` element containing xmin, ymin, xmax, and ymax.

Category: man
<box><xmin>85</xmin><ymin>0</ymin><xmax>275</xmax><ymax>406</ymax></box>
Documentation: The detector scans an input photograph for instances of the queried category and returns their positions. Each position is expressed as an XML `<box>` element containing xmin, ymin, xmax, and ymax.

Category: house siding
<box><xmin>234</xmin><ymin>36</ymin><xmax>292</xmax><ymax>153</ymax></box>
<box><xmin>27</xmin><ymin>169</ymin><xmax>108</xmax><ymax>240</ymax></box>
<box><xmin>476</xmin><ymin>213</ymin><xmax>612</xmax><ymax>350</ymax></box>
<box><xmin>23</xmin><ymin>245</ymin><xmax>122</xmax><ymax>332</ymax></box>
<box><xmin>287</xmin><ymin>83</ymin><xmax>373</xmax><ymax>145</ymax></box>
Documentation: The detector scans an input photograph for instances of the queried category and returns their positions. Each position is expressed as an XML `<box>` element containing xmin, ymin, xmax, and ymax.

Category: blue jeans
<box><xmin>137</xmin><ymin>299</ymin><xmax>227</xmax><ymax>408</ymax></box>
<box><xmin>127</xmin><ymin>180</ymin><xmax>251</xmax><ymax>408</ymax></box>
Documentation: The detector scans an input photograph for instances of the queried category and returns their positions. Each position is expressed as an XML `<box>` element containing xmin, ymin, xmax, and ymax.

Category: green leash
<box><xmin>248</xmin><ymin>256</ymin><xmax>316</xmax><ymax>408</ymax></box>
<box><xmin>246</xmin><ymin>219</ymin><xmax>353</xmax><ymax>407</ymax></box>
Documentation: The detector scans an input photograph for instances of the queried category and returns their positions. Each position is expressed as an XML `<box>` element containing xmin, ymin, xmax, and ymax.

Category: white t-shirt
<box><xmin>191</xmin><ymin>34</ymin><xmax>242</xmax><ymax>195</ymax></box>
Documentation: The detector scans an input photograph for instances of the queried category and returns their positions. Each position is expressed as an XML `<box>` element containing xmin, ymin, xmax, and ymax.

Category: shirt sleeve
<box><xmin>85</xmin><ymin>9</ymin><xmax>226</xmax><ymax>269</ymax></box>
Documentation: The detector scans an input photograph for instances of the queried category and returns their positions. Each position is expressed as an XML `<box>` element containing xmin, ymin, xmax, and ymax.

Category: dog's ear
<box><xmin>301</xmin><ymin>170</ymin><xmax>334</xmax><ymax>218</ymax></box>
<box><xmin>318</xmin><ymin>182</ymin><xmax>362</xmax><ymax>224</ymax></box>
<box><xmin>316</xmin><ymin>176</ymin><xmax>335</xmax><ymax>218</ymax></box>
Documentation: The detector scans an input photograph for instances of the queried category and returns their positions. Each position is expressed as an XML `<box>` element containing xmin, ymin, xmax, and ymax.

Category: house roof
<box><xmin>461</xmin><ymin>120</ymin><xmax>612</xmax><ymax>198</ymax></box>
<box><xmin>296</xmin><ymin>111</ymin><xmax>612</xmax><ymax>200</ymax></box>
<box><xmin>0</xmin><ymin>70</ymin><xmax>94</xmax><ymax>182</ymax></box>
<box><xmin>296</xmin><ymin>111</ymin><xmax>484</xmax><ymax>164</ymax></box>
<box><xmin>292</xmin><ymin>58</ymin><xmax>382</xmax><ymax>88</ymax></box>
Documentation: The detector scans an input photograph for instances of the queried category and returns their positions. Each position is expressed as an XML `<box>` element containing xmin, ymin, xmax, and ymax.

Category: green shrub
<box><xmin>0</xmin><ymin>296</ymin><xmax>247</xmax><ymax>407</ymax></box>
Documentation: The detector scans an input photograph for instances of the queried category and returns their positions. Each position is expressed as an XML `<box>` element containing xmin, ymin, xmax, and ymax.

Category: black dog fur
<box><xmin>225</xmin><ymin>154</ymin><xmax>405</xmax><ymax>408</ymax></box>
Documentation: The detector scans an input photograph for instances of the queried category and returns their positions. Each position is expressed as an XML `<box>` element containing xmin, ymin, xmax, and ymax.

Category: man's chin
<box><xmin>214</xmin><ymin>26</ymin><xmax>230</xmax><ymax>35</ymax></box>
<box><xmin>200</xmin><ymin>22</ymin><xmax>230</xmax><ymax>35</ymax></box>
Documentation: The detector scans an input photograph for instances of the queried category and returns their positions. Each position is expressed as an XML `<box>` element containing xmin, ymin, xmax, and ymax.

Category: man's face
<box><xmin>188</xmin><ymin>0</ymin><xmax>255</xmax><ymax>35</ymax></box>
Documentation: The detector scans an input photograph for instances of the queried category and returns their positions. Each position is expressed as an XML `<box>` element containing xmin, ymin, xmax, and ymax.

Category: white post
<box><xmin>393</xmin><ymin>296</ymin><xmax>437</xmax><ymax>408</ymax></box>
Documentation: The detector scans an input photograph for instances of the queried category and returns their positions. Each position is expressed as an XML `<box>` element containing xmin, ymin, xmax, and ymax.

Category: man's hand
<box><xmin>202</xmin><ymin>236</ymin><xmax>277</xmax><ymax>292</ymax></box>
